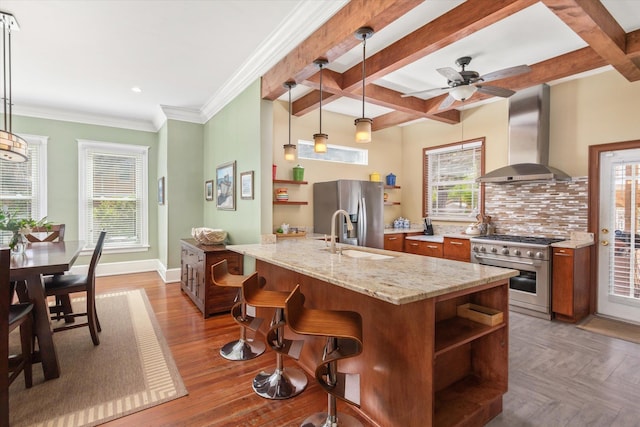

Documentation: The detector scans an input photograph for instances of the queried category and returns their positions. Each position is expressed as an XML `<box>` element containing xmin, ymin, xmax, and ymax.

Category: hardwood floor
<box><xmin>94</xmin><ymin>272</ymin><xmax>640</xmax><ymax>427</ymax></box>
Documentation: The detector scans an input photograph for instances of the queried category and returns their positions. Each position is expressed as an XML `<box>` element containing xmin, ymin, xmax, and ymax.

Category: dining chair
<box><xmin>2</xmin><ymin>249</ymin><xmax>33</xmax><ymax>427</ymax></box>
<box><xmin>43</xmin><ymin>231</ymin><xmax>107</xmax><ymax>346</ymax></box>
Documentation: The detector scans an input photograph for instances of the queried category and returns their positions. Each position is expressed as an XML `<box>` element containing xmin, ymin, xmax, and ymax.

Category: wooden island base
<box><xmin>255</xmin><ymin>260</ymin><xmax>509</xmax><ymax>427</ymax></box>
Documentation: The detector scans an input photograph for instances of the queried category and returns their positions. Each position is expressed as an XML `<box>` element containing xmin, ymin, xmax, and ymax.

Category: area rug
<box><xmin>578</xmin><ymin>315</ymin><xmax>640</xmax><ymax>345</ymax></box>
<box><xmin>9</xmin><ymin>289</ymin><xmax>188</xmax><ymax>427</ymax></box>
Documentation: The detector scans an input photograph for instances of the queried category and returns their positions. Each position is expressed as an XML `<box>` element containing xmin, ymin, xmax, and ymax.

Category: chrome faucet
<box><xmin>330</xmin><ymin>209</ymin><xmax>354</xmax><ymax>254</ymax></box>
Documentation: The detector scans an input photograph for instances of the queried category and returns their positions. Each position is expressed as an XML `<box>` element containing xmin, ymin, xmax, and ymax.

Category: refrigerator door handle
<box><xmin>359</xmin><ymin>197</ymin><xmax>367</xmax><ymax>247</ymax></box>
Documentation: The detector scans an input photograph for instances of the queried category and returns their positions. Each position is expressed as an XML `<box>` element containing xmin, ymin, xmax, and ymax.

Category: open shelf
<box><xmin>274</xmin><ymin>179</ymin><xmax>308</xmax><ymax>185</ymax></box>
<box><xmin>384</xmin><ymin>185</ymin><xmax>401</xmax><ymax>189</ymax></box>
<box><xmin>384</xmin><ymin>202</ymin><xmax>401</xmax><ymax>206</ymax></box>
<box><xmin>273</xmin><ymin>201</ymin><xmax>308</xmax><ymax>205</ymax></box>
<box><xmin>434</xmin><ymin>375</ymin><xmax>505</xmax><ymax>427</ymax></box>
<box><xmin>434</xmin><ymin>316</ymin><xmax>505</xmax><ymax>357</ymax></box>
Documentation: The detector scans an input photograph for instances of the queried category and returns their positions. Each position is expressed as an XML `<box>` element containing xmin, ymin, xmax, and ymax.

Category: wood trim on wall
<box><xmin>588</xmin><ymin>139</ymin><xmax>640</xmax><ymax>315</ymax></box>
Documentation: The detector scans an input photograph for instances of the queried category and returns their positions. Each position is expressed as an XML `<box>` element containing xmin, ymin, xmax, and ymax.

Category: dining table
<box><xmin>9</xmin><ymin>240</ymin><xmax>85</xmax><ymax>380</ymax></box>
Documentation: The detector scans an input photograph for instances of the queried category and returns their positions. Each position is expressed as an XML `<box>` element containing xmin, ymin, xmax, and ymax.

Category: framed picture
<box><xmin>216</xmin><ymin>161</ymin><xmax>236</xmax><ymax>210</ymax></box>
<box><xmin>240</xmin><ymin>171</ymin><xmax>254</xmax><ymax>200</ymax></box>
<box><xmin>158</xmin><ymin>177</ymin><xmax>165</xmax><ymax>205</ymax></box>
<box><xmin>205</xmin><ymin>180</ymin><xmax>214</xmax><ymax>201</ymax></box>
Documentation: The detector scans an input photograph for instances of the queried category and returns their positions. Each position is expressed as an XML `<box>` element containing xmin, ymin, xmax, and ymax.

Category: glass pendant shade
<box><xmin>313</xmin><ymin>133</ymin><xmax>327</xmax><ymax>153</ymax></box>
<box><xmin>0</xmin><ymin>130</ymin><xmax>28</xmax><ymax>162</ymax></box>
<box><xmin>354</xmin><ymin>118</ymin><xmax>372</xmax><ymax>143</ymax></box>
<box><xmin>451</xmin><ymin>85</ymin><xmax>477</xmax><ymax>101</ymax></box>
<box><xmin>283</xmin><ymin>143</ymin><xmax>296</xmax><ymax>161</ymax></box>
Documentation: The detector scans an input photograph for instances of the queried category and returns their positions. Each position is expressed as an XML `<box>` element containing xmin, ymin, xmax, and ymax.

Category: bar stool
<box><xmin>242</xmin><ymin>272</ymin><xmax>307</xmax><ymax>399</ymax></box>
<box><xmin>211</xmin><ymin>260</ymin><xmax>265</xmax><ymax>361</ymax></box>
<box><xmin>284</xmin><ymin>284</ymin><xmax>363</xmax><ymax>427</ymax></box>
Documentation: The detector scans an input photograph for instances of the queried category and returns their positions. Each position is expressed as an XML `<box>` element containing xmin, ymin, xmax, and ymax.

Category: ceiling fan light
<box><xmin>0</xmin><ymin>130</ymin><xmax>28</xmax><ymax>162</ymax></box>
<box><xmin>354</xmin><ymin>118</ymin><xmax>372</xmax><ymax>143</ymax></box>
<box><xmin>450</xmin><ymin>85</ymin><xmax>477</xmax><ymax>101</ymax></box>
<box><xmin>313</xmin><ymin>133</ymin><xmax>328</xmax><ymax>153</ymax></box>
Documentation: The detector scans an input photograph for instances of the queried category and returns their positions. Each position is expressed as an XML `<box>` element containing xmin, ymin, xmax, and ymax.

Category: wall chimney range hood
<box><xmin>477</xmin><ymin>84</ymin><xmax>571</xmax><ymax>183</ymax></box>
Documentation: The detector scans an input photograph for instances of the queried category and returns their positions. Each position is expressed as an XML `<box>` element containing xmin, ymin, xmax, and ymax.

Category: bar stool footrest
<box><xmin>317</xmin><ymin>370</ymin><xmax>361</xmax><ymax>407</ymax></box>
<box><xmin>231</xmin><ymin>303</ymin><xmax>264</xmax><ymax>331</ymax></box>
<box><xmin>301</xmin><ymin>411</ymin><xmax>363</xmax><ymax>427</ymax></box>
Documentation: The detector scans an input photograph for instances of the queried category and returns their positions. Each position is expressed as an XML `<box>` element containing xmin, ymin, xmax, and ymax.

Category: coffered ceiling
<box><xmin>2</xmin><ymin>0</ymin><xmax>640</xmax><ymax>132</ymax></box>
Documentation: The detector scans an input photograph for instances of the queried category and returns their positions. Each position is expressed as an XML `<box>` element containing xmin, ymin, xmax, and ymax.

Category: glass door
<box><xmin>598</xmin><ymin>149</ymin><xmax>640</xmax><ymax>322</ymax></box>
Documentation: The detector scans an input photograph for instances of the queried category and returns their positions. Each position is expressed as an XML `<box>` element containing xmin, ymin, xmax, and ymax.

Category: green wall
<box><xmin>11</xmin><ymin>115</ymin><xmax>159</xmax><ymax>265</ymax></box>
<box><xmin>203</xmin><ymin>79</ymin><xmax>268</xmax><ymax>246</ymax></box>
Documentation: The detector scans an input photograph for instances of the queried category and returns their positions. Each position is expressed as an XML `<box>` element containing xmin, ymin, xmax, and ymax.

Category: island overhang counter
<box><xmin>227</xmin><ymin>239</ymin><xmax>518</xmax><ymax>427</ymax></box>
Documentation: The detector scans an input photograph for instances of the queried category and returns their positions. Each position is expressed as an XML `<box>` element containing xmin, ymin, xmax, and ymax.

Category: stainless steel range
<box><xmin>470</xmin><ymin>234</ymin><xmax>565</xmax><ymax>319</ymax></box>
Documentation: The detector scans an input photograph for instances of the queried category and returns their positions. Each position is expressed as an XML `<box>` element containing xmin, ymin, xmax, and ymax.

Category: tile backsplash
<box><xmin>484</xmin><ymin>177</ymin><xmax>588</xmax><ymax>239</ymax></box>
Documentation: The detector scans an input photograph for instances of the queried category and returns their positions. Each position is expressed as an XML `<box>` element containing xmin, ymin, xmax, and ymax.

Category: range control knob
<box><xmin>480</xmin><ymin>246</ymin><xmax>487</xmax><ymax>252</ymax></box>
<box><xmin>491</xmin><ymin>247</ymin><xmax>498</xmax><ymax>253</ymax></box>
<box><xmin>527</xmin><ymin>251</ymin><xmax>534</xmax><ymax>257</ymax></box>
<box><xmin>536</xmin><ymin>252</ymin><xmax>544</xmax><ymax>259</ymax></box>
<box><xmin>472</xmin><ymin>246</ymin><xmax>479</xmax><ymax>252</ymax></box>
<box><xmin>513</xmin><ymin>249</ymin><xmax>521</xmax><ymax>256</ymax></box>
<box><xmin>501</xmin><ymin>248</ymin><xmax>509</xmax><ymax>255</ymax></box>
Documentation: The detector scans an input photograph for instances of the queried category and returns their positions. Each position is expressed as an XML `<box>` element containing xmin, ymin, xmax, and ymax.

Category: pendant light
<box><xmin>0</xmin><ymin>12</ymin><xmax>28</xmax><ymax>162</ymax></box>
<box><xmin>354</xmin><ymin>27</ymin><xmax>374</xmax><ymax>143</ymax></box>
<box><xmin>313</xmin><ymin>59</ymin><xmax>328</xmax><ymax>153</ymax></box>
<box><xmin>283</xmin><ymin>81</ymin><xmax>297</xmax><ymax>161</ymax></box>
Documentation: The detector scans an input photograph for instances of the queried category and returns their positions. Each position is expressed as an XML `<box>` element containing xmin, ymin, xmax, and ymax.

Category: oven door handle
<box><xmin>473</xmin><ymin>254</ymin><xmax>539</xmax><ymax>267</ymax></box>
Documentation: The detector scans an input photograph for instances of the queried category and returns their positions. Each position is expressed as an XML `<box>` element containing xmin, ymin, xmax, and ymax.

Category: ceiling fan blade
<box><xmin>401</xmin><ymin>86</ymin><xmax>451</xmax><ymax>98</ymax></box>
<box><xmin>438</xmin><ymin>94</ymin><xmax>456</xmax><ymax>110</ymax></box>
<box><xmin>437</xmin><ymin>67</ymin><xmax>464</xmax><ymax>83</ymax></box>
<box><xmin>479</xmin><ymin>65</ymin><xmax>531</xmax><ymax>83</ymax></box>
<box><xmin>476</xmin><ymin>85</ymin><xmax>516</xmax><ymax>98</ymax></box>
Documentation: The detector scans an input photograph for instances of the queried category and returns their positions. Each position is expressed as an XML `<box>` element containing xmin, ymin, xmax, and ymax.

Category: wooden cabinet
<box><xmin>180</xmin><ymin>239</ymin><xmax>243</xmax><ymax>317</ymax></box>
<box><xmin>552</xmin><ymin>246</ymin><xmax>590</xmax><ymax>322</ymax></box>
<box><xmin>384</xmin><ymin>233</ymin><xmax>404</xmax><ymax>252</ymax></box>
<box><xmin>273</xmin><ymin>179</ymin><xmax>308</xmax><ymax>205</ymax></box>
<box><xmin>404</xmin><ymin>239</ymin><xmax>443</xmax><ymax>257</ymax></box>
<box><xmin>443</xmin><ymin>237</ymin><xmax>471</xmax><ymax>262</ymax></box>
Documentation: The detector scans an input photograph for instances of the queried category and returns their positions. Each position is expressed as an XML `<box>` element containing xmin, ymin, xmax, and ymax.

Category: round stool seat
<box><xmin>242</xmin><ymin>273</ymin><xmax>307</xmax><ymax>400</ymax></box>
<box><xmin>211</xmin><ymin>260</ymin><xmax>265</xmax><ymax>361</ymax></box>
<box><xmin>285</xmin><ymin>284</ymin><xmax>363</xmax><ymax>427</ymax></box>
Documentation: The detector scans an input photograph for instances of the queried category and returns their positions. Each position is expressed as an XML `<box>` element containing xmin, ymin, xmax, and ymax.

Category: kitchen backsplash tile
<box><xmin>484</xmin><ymin>177</ymin><xmax>588</xmax><ymax>239</ymax></box>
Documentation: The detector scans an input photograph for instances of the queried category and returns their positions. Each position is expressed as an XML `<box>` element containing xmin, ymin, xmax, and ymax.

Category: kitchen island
<box><xmin>228</xmin><ymin>239</ymin><xmax>518</xmax><ymax>427</ymax></box>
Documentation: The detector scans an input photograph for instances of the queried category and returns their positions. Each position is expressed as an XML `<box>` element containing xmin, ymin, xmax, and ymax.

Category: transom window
<box><xmin>297</xmin><ymin>140</ymin><xmax>368</xmax><ymax>165</ymax></box>
<box><xmin>423</xmin><ymin>139</ymin><xmax>484</xmax><ymax>220</ymax></box>
<box><xmin>78</xmin><ymin>139</ymin><xmax>149</xmax><ymax>252</ymax></box>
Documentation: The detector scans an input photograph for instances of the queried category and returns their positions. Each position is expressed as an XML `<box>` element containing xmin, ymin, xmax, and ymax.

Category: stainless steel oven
<box><xmin>470</xmin><ymin>235</ymin><xmax>564</xmax><ymax>319</ymax></box>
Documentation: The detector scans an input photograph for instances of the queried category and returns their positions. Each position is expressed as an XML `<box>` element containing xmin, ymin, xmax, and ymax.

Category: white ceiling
<box><xmin>2</xmin><ymin>0</ymin><xmax>639</xmax><ymax>132</ymax></box>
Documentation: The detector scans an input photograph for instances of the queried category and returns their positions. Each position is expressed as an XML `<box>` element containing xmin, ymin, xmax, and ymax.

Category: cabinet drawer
<box><xmin>384</xmin><ymin>234</ymin><xmax>405</xmax><ymax>252</ymax></box>
<box><xmin>405</xmin><ymin>240</ymin><xmax>443</xmax><ymax>257</ymax></box>
<box><xmin>443</xmin><ymin>237</ymin><xmax>470</xmax><ymax>262</ymax></box>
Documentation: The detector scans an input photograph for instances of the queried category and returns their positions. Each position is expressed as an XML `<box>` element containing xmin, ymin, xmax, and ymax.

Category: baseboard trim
<box><xmin>70</xmin><ymin>259</ymin><xmax>181</xmax><ymax>283</ymax></box>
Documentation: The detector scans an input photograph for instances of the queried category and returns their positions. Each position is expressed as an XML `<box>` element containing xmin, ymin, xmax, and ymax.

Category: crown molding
<box><xmin>13</xmin><ymin>104</ymin><xmax>157</xmax><ymax>133</ymax></box>
<box><xmin>200</xmin><ymin>0</ymin><xmax>347</xmax><ymax>122</ymax></box>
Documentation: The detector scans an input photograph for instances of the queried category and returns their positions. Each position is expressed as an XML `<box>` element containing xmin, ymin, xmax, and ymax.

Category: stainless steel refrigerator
<box><xmin>313</xmin><ymin>180</ymin><xmax>384</xmax><ymax>249</ymax></box>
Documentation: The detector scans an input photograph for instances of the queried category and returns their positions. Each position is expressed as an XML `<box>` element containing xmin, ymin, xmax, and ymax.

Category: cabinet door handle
<box><xmin>450</xmin><ymin>241</ymin><xmax>463</xmax><ymax>246</ymax></box>
<box><xmin>409</xmin><ymin>242</ymin><xmax>418</xmax><ymax>246</ymax></box>
<box><xmin>388</xmin><ymin>237</ymin><xmax>398</xmax><ymax>241</ymax></box>
<box><xmin>427</xmin><ymin>245</ymin><xmax>438</xmax><ymax>249</ymax></box>
<box><xmin>554</xmin><ymin>253</ymin><xmax>571</xmax><ymax>257</ymax></box>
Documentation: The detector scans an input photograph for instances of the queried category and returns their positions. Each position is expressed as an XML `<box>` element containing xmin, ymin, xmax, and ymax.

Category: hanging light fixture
<box><xmin>354</xmin><ymin>27</ymin><xmax>374</xmax><ymax>143</ymax></box>
<box><xmin>0</xmin><ymin>12</ymin><xmax>27</xmax><ymax>162</ymax></box>
<box><xmin>282</xmin><ymin>81</ymin><xmax>297</xmax><ymax>161</ymax></box>
<box><xmin>450</xmin><ymin>85</ymin><xmax>477</xmax><ymax>102</ymax></box>
<box><xmin>313</xmin><ymin>59</ymin><xmax>328</xmax><ymax>153</ymax></box>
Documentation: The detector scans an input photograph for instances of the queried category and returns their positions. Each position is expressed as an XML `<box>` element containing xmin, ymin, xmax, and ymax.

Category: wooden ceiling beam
<box><xmin>260</xmin><ymin>0</ymin><xmax>422</xmax><ymax>101</ymax></box>
<box><xmin>341</xmin><ymin>0</ymin><xmax>539</xmax><ymax>91</ymax></box>
<box><xmin>543</xmin><ymin>0</ymin><xmax>640</xmax><ymax>81</ymax></box>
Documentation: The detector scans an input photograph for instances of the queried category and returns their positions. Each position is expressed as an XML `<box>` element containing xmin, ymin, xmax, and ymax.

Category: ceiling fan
<box><xmin>402</xmin><ymin>56</ymin><xmax>531</xmax><ymax>110</ymax></box>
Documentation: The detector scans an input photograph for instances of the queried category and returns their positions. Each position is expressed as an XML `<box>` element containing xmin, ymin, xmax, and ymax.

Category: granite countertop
<box><xmin>227</xmin><ymin>239</ymin><xmax>517</xmax><ymax>305</ymax></box>
<box><xmin>405</xmin><ymin>235</ymin><xmax>444</xmax><ymax>243</ymax></box>
<box><xmin>551</xmin><ymin>232</ymin><xmax>595</xmax><ymax>249</ymax></box>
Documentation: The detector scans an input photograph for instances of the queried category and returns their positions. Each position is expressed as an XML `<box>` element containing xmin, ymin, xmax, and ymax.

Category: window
<box><xmin>298</xmin><ymin>140</ymin><xmax>368</xmax><ymax>165</ymax></box>
<box><xmin>424</xmin><ymin>139</ymin><xmax>484</xmax><ymax>220</ymax></box>
<box><xmin>78</xmin><ymin>140</ymin><xmax>149</xmax><ymax>252</ymax></box>
<box><xmin>0</xmin><ymin>134</ymin><xmax>48</xmax><ymax>245</ymax></box>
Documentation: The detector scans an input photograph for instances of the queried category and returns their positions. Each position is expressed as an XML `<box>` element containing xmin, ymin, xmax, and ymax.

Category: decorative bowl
<box><xmin>192</xmin><ymin>227</ymin><xmax>227</xmax><ymax>245</ymax></box>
